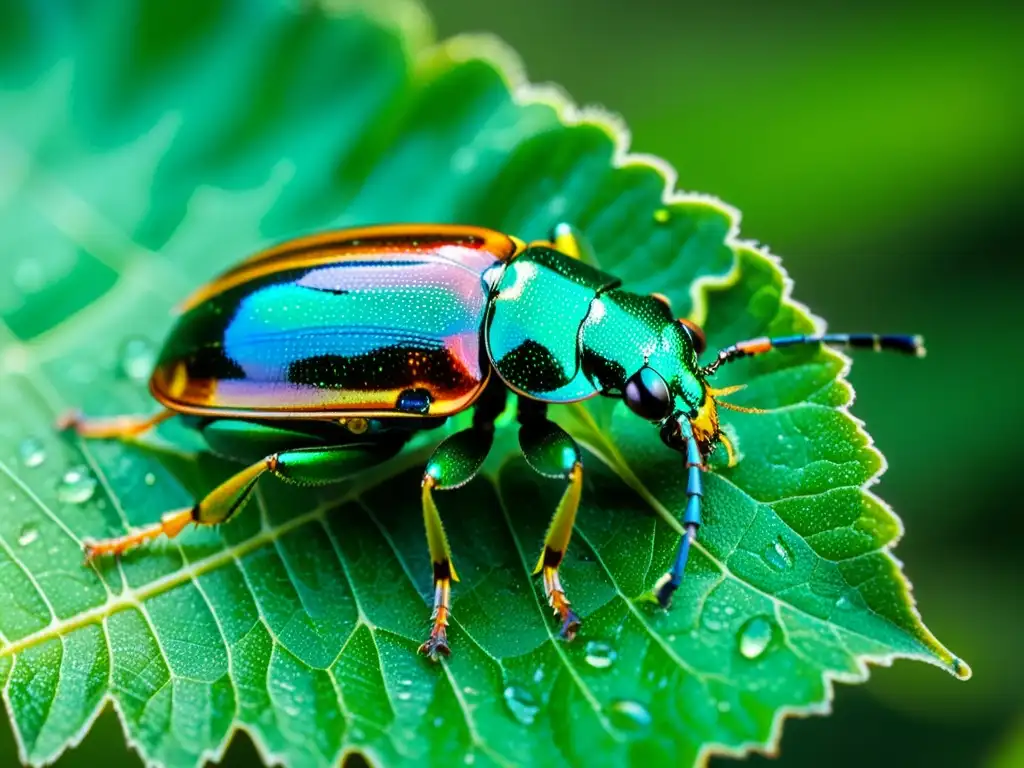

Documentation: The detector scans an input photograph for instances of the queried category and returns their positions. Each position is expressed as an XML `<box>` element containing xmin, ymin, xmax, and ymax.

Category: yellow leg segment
<box><xmin>419</xmin><ymin>475</ymin><xmax>459</xmax><ymax>659</ymax></box>
<box><xmin>533</xmin><ymin>463</ymin><xmax>583</xmax><ymax>640</ymax></box>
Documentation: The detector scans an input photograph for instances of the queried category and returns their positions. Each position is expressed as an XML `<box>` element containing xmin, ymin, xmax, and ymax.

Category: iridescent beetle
<box><xmin>60</xmin><ymin>224</ymin><xmax>924</xmax><ymax>658</ymax></box>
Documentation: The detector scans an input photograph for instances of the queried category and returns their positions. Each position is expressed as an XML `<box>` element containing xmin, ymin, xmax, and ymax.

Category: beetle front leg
<box><xmin>518</xmin><ymin>399</ymin><xmax>584</xmax><ymax>640</ymax></box>
<box><xmin>654</xmin><ymin>433</ymin><xmax>704</xmax><ymax>607</ymax></box>
<box><xmin>83</xmin><ymin>441</ymin><xmax>401</xmax><ymax>561</ymax></box>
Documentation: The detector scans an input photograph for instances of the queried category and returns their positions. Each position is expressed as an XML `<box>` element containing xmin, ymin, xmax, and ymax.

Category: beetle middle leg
<box><xmin>418</xmin><ymin>381</ymin><xmax>506</xmax><ymax>659</ymax></box>
<box><xmin>517</xmin><ymin>397</ymin><xmax>584</xmax><ymax>640</ymax></box>
<box><xmin>83</xmin><ymin>439</ymin><xmax>404</xmax><ymax>561</ymax></box>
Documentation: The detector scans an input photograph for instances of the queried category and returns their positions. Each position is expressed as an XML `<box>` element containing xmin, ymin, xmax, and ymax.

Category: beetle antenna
<box><xmin>701</xmin><ymin>333</ymin><xmax>925</xmax><ymax>376</ymax></box>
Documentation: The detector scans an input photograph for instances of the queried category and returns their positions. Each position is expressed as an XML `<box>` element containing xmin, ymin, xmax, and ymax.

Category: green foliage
<box><xmin>0</xmin><ymin>1</ymin><xmax>966</xmax><ymax>766</ymax></box>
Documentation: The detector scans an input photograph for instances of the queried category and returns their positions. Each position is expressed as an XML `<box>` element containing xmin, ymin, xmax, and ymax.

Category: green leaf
<box><xmin>0</xmin><ymin>1</ymin><xmax>967</xmax><ymax>767</ymax></box>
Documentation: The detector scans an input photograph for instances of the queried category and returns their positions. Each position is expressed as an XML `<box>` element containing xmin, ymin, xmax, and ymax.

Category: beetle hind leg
<box><xmin>57</xmin><ymin>409</ymin><xmax>175</xmax><ymax>441</ymax></box>
<box><xmin>518</xmin><ymin>399</ymin><xmax>584</xmax><ymax>640</ymax></box>
<box><xmin>83</xmin><ymin>441</ymin><xmax>402</xmax><ymax>562</ymax></box>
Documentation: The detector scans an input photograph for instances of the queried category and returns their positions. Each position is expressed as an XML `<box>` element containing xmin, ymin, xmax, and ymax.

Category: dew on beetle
<box><xmin>119</xmin><ymin>337</ymin><xmax>156</xmax><ymax>383</ymax></box>
<box><xmin>18</xmin><ymin>438</ymin><xmax>46</xmax><ymax>469</ymax></box>
<box><xmin>503</xmin><ymin>685</ymin><xmax>540</xmax><ymax>726</ymax></box>
<box><xmin>18</xmin><ymin>524</ymin><xmax>39</xmax><ymax>547</ymax></box>
<box><xmin>763</xmin><ymin>536</ymin><xmax>794</xmax><ymax>571</ymax></box>
<box><xmin>57</xmin><ymin>466</ymin><xmax>97</xmax><ymax>504</ymax></box>
<box><xmin>144</xmin><ymin>472</ymin><xmax>156</xmax><ymax>487</ymax></box>
<box><xmin>12</xmin><ymin>259</ymin><xmax>47</xmax><ymax>294</ymax></box>
<box><xmin>583</xmin><ymin>640</ymin><xmax>617</xmax><ymax>670</ymax></box>
<box><xmin>723</xmin><ymin>606</ymin><xmax>736</xmax><ymax>616</ymax></box>
<box><xmin>737</xmin><ymin>616</ymin><xmax>774</xmax><ymax>660</ymax></box>
<box><xmin>396</xmin><ymin>691</ymin><xmax>412</xmax><ymax>701</ymax></box>
<box><xmin>608</xmin><ymin>700</ymin><xmax>652</xmax><ymax>733</ymax></box>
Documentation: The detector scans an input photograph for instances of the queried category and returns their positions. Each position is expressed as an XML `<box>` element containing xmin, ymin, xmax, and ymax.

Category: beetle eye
<box><xmin>678</xmin><ymin>318</ymin><xmax>707</xmax><ymax>355</ymax></box>
<box><xmin>624</xmin><ymin>367</ymin><xmax>672</xmax><ymax>421</ymax></box>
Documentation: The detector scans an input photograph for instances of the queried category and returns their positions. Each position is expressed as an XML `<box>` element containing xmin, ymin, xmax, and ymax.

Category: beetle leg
<box><xmin>518</xmin><ymin>399</ymin><xmax>584</xmax><ymax>640</ymax></box>
<box><xmin>544</xmin><ymin>222</ymin><xmax>601</xmax><ymax>269</ymax></box>
<box><xmin>57</xmin><ymin>409</ymin><xmax>175</xmax><ymax>441</ymax></box>
<box><xmin>418</xmin><ymin>383</ymin><xmax>506</xmax><ymax>660</ymax></box>
<box><xmin>654</xmin><ymin>434</ymin><xmax>704</xmax><ymax>607</ymax></box>
<box><xmin>82</xmin><ymin>441</ymin><xmax>402</xmax><ymax>562</ymax></box>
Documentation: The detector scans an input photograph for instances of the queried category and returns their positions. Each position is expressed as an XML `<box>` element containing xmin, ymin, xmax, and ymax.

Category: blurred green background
<box><xmin>2</xmin><ymin>1</ymin><xmax>1021</xmax><ymax>765</ymax></box>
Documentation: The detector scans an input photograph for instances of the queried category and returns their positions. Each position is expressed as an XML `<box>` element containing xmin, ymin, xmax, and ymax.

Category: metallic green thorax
<box><xmin>486</xmin><ymin>246</ymin><xmax>704</xmax><ymax>414</ymax></box>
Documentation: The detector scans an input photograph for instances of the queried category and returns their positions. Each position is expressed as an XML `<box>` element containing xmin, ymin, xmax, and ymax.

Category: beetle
<box><xmin>59</xmin><ymin>223</ymin><xmax>924</xmax><ymax>658</ymax></box>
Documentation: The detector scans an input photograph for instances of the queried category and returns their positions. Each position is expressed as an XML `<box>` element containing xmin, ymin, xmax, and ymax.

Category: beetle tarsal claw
<box><xmin>418</xmin><ymin>631</ymin><xmax>451</xmax><ymax>661</ymax></box>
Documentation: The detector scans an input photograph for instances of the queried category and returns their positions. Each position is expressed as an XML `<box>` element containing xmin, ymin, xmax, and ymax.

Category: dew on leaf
<box><xmin>701</xmin><ymin>609</ymin><xmax>724</xmax><ymax>632</ymax></box>
<box><xmin>835</xmin><ymin>595</ymin><xmax>855</xmax><ymax>611</ymax></box>
<box><xmin>608</xmin><ymin>700</ymin><xmax>652</xmax><ymax>733</ymax></box>
<box><xmin>503</xmin><ymin>685</ymin><xmax>540</xmax><ymax>725</ymax></box>
<box><xmin>653</xmin><ymin>208</ymin><xmax>671</xmax><ymax>224</ymax></box>
<box><xmin>396</xmin><ymin>691</ymin><xmax>412</xmax><ymax>701</ymax></box>
<box><xmin>717</xmin><ymin>700</ymin><xmax>732</xmax><ymax>713</ymax></box>
<box><xmin>763</xmin><ymin>536</ymin><xmax>793</xmax><ymax>571</ymax></box>
<box><xmin>737</xmin><ymin>616</ymin><xmax>774</xmax><ymax>660</ymax></box>
<box><xmin>18</xmin><ymin>438</ymin><xmax>46</xmax><ymax>468</ymax></box>
<box><xmin>119</xmin><ymin>337</ymin><xmax>156</xmax><ymax>382</ymax></box>
<box><xmin>18</xmin><ymin>524</ymin><xmax>39</xmax><ymax>547</ymax></box>
<box><xmin>57</xmin><ymin>466</ymin><xmax>97</xmax><ymax>504</ymax></box>
<box><xmin>144</xmin><ymin>472</ymin><xmax>156</xmax><ymax>486</ymax></box>
<box><xmin>583</xmin><ymin>640</ymin><xmax>617</xmax><ymax>669</ymax></box>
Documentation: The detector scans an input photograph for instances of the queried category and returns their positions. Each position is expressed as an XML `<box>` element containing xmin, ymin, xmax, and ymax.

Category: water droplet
<box><xmin>653</xmin><ymin>208</ymin><xmax>671</xmax><ymax>224</ymax></box>
<box><xmin>57</xmin><ymin>466</ymin><xmax>97</xmax><ymax>504</ymax></box>
<box><xmin>396</xmin><ymin>691</ymin><xmax>412</xmax><ymax>701</ymax></box>
<box><xmin>701</xmin><ymin>612</ymin><xmax>724</xmax><ymax>632</ymax></box>
<box><xmin>737</xmin><ymin>616</ymin><xmax>774</xmax><ymax>659</ymax></box>
<box><xmin>503</xmin><ymin>685</ymin><xmax>540</xmax><ymax>726</ymax></box>
<box><xmin>717</xmin><ymin>700</ymin><xmax>731</xmax><ymax>713</ymax></box>
<box><xmin>12</xmin><ymin>259</ymin><xmax>47</xmax><ymax>294</ymax></box>
<box><xmin>432</xmin><ymin>716</ymin><xmax>443</xmax><ymax>728</ymax></box>
<box><xmin>584</xmin><ymin>640</ymin><xmax>617</xmax><ymax>669</ymax></box>
<box><xmin>464</xmin><ymin>755</ymin><xmax>476</xmax><ymax>765</ymax></box>
<box><xmin>724</xmin><ymin>606</ymin><xmax>736</xmax><ymax>616</ymax></box>
<box><xmin>144</xmin><ymin>472</ymin><xmax>156</xmax><ymax>486</ymax></box>
<box><xmin>18</xmin><ymin>438</ymin><xmax>46</xmax><ymax>468</ymax></box>
<box><xmin>609</xmin><ymin>700</ymin><xmax>652</xmax><ymax>732</ymax></box>
<box><xmin>763</xmin><ymin>536</ymin><xmax>793</xmax><ymax>570</ymax></box>
<box><xmin>532</xmin><ymin>667</ymin><xmax>544</xmax><ymax>684</ymax></box>
<box><xmin>835</xmin><ymin>595</ymin><xmax>855</xmax><ymax>611</ymax></box>
<box><xmin>18</xmin><ymin>524</ymin><xmax>38</xmax><ymax>547</ymax></box>
<box><xmin>119</xmin><ymin>337</ymin><xmax>156</xmax><ymax>383</ymax></box>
